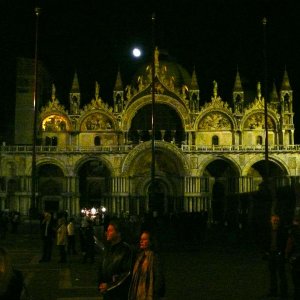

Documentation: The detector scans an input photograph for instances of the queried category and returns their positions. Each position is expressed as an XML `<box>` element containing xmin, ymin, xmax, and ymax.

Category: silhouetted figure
<box><xmin>82</xmin><ymin>220</ymin><xmax>95</xmax><ymax>263</ymax></box>
<box><xmin>39</xmin><ymin>212</ymin><xmax>55</xmax><ymax>263</ymax></box>
<box><xmin>56</xmin><ymin>217</ymin><xmax>67</xmax><ymax>263</ymax></box>
<box><xmin>0</xmin><ymin>247</ymin><xmax>24</xmax><ymax>300</ymax></box>
<box><xmin>264</xmin><ymin>215</ymin><xmax>288</xmax><ymax>298</ymax></box>
<box><xmin>98</xmin><ymin>219</ymin><xmax>132</xmax><ymax>300</ymax></box>
<box><xmin>286</xmin><ymin>214</ymin><xmax>300</xmax><ymax>300</ymax></box>
<box><xmin>67</xmin><ymin>217</ymin><xmax>77</xmax><ymax>255</ymax></box>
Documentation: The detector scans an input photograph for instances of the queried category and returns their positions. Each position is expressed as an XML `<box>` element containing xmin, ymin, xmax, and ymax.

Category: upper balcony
<box><xmin>1</xmin><ymin>143</ymin><xmax>300</xmax><ymax>154</ymax></box>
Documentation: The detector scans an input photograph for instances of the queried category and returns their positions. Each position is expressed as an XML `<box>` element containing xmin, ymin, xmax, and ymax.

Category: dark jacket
<box><xmin>0</xmin><ymin>269</ymin><xmax>24</xmax><ymax>300</ymax></box>
<box><xmin>98</xmin><ymin>241</ymin><xmax>132</xmax><ymax>300</ymax></box>
<box><xmin>265</xmin><ymin>225</ymin><xmax>289</xmax><ymax>256</ymax></box>
<box><xmin>40</xmin><ymin>219</ymin><xmax>55</xmax><ymax>240</ymax></box>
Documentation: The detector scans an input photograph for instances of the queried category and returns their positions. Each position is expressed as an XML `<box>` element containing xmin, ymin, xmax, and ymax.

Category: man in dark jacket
<box><xmin>98</xmin><ymin>219</ymin><xmax>132</xmax><ymax>300</ymax></box>
<box><xmin>39</xmin><ymin>212</ymin><xmax>55</xmax><ymax>262</ymax></box>
<box><xmin>265</xmin><ymin>215</ymin><xmax>288</xmax><ymax>298</ymax></box>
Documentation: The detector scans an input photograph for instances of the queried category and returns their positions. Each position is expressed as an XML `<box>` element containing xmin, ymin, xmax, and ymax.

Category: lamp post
<box><xmin>262</xmin><ymin>17</ymin><xmax>269</xmax><ymax>186</ymax></box>
<box><xmin>149</xmin><ymin>13</ymin><xmax>156</xmax><ymax>213</ymax></box>
<box><xmin>30</xmin><ymin>7</ymin><xmax>41</xmax><ymax>218</ymax></box>
<box><xmin>262</xmin><ymin>18</ymin><xmax>277</xmax><ymax>218</ymax></box>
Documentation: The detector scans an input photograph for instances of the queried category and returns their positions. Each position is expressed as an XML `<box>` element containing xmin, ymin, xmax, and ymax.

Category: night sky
<box><xmin>1</xmin><ymin>0</ymin><xmax>300</xmax><ymax>143</ymax></box>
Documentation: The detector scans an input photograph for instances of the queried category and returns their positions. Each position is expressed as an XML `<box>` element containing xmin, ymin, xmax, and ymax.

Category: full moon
<box><xmin>132</xmin><ymin>48</ymin><xmax>141</xmax><ymax>57</ymax></box>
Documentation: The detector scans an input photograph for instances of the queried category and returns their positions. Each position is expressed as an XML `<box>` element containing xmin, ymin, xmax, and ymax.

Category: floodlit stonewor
<box><xmin>1</xmin><ymin>53</ymin><xmax>298</xmax><ymax>222</ymax></box>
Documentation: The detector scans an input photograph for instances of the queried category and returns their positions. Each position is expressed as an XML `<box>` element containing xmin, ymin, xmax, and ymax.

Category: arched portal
<box><xmin>38</xmin><ymin>164</ymin><xmax>64</xmax><ymax>213</ymax></box>
<box><xmin>246</xmin><ymin>159</ymin><xmax>287</xmax><ymax>191</ymax></box>
<box><xmin>148</xmin><ymin>179</ymin><xmax>169</xmax><ymax>215</ymax></box>
<box><xmin>126</xmin><ymin>143</ymin><xmax>185</xmax><ymax>215</ymax></box>
<box><xmin>78</xmin><ymin>160</ymin><xmax>111</xmax><ymax>209</ymax></box>
<box><xmin>203</xmin><ymin>158</ymin><xmax>239</xmax><ymax>223</ymax></box>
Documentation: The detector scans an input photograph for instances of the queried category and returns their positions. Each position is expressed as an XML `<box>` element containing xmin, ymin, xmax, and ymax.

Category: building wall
<box><xmin>1</xmin><ymin>57</ymin><xmax>298</xmax><ymax>220</ymax></box>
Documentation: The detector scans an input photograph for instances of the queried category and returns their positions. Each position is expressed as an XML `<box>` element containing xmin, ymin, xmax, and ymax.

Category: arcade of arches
<box><xmin>1</xmin><ymin>54</ymin><xmax>299</xmax><ymax>224</ymax></box>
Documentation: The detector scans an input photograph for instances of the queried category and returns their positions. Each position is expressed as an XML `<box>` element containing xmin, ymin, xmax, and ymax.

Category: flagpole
<box><xmin>30</xmin><ymin>7</ymin><xmax>41</xmax><ymax>219</ymax></box>
<box><xmin>150</xmin><ymin>13</ymin><xmax>156</xmax><ymax>213</ymax></box>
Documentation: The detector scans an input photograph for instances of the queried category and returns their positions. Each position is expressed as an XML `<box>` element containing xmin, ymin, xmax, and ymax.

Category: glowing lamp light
<box><xmin>132</xmin><ymin>48</ymin><xmax>141</xmax><ymax>58</ymax></box>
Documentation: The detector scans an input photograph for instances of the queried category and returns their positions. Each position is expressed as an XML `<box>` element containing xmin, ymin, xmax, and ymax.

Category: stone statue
<box><xmin>213</xmin><ymin>80</ymin><xmax>218</xmax><ymax>98</ymax></box>
<box><xmin>95</xmin><ymin>81</ymin><xmax>100</xmax><ymax>99</ymax></box>
<box><xmin>154</xmin><ymin>46</ymin><xmax>159</xmax><ymax>66</ymax></box>
<box><xmin>257</xmin><ymin>82</ymin><xmax>262</xmax><ymax>99</ymax></box>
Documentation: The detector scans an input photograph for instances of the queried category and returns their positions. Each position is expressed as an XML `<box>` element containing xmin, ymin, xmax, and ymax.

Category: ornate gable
<box><xmin>82</xmin><ymin>98</ymin><xmax>113</xmax><ymax>114</ymax></box>
<box><xmin>200</xmin><ymin>96</ymin><xmax>232</xmax><ymax>114</ymax></box>
<box><xmin>40</xmin><ymin>98</ymin><xmax>67</xmax><ymax>116</ymax></box>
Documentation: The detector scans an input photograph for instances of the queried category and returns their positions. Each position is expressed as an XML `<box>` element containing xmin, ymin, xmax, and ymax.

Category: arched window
<box><xmin>94</xmin><ymin>136</ymin><xmax>101</xmax><ymax>146</ymax></box>
<box><xmin>45</xmin><ymin>137</ymin><xmax>51</xmax><ymax>146</ymax></box>
<box><xmin>212</xmin><ymin>135</ymin><xmax>219</xmax><ymax>146</ymax></box>
<box><xmin>256</xmin><ymin>135</ymin><xmax>263</xmax><ymax>145</ymax></box>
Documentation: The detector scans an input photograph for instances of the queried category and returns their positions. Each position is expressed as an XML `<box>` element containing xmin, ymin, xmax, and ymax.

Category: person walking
<box><xmin>0</xmin><ymin>247</ymin><xmax>24</xmax><ymax>300</ymax></box>
<box><xmin>56</xmin><ymin>217</ymin><xmax>67</xmax><ymax>263</ymax></box>
<box><xmin>82</xmin><ymin>219</ymin><xmax>95</xmax><ymax>263</ymax></box>
<box><xmin>128</xmin><ymin>230</ymin><xmax>165</xmax><ymax>300</ymax></box>
<box><xmin>286</xmin><ymin>213</ymin><xmax>300</xmax><ymax>300</ymax></box>
<box><xmin>97</xmin><ymin>219</ymin><xmax>132</xmax><ymax>300</ymax></box>
<box><xmin>39</xmin><ymin>212</ymin><xmax>55</xmax><ymax>263</ymax></box>
<box><xmin>67</xmin><ymin>217</ymin><xmax>77</xmax><ymax>255</ymax></box>
<box><xmin>264</xmin><ymin>215</ymin><xmax>289</xmax><ymax>299</ymax></box>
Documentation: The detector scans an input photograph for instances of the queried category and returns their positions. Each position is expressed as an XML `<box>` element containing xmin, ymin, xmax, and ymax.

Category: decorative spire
<box><xmin>71</xmin><ymin>71</ymin><xmax>80</xmax><ymax>93</ymax></box>
<box><xmin>190</xmin><ymin>66</ymin><xmax>199</xmax><ymax>90</ymax></box>
<box><xmin>280</xmin><ymin>68</ymin><xmax>291</xmax><ymax>91</ymax></box>
<box><xmin>188</xmin><ymin>66</ymin><xmax>200</xmax><ymax>111</ymax></box>
<box><xmin>69</xmin><ymin>71</ymin><xmax>80</xmax><ymax>114</ymax></box>
<box><xmin>233</xmin><ymin>69</ymin><xmax>243</xmax><ymax>92</ymax></box>
<box><xmin>270</xmin><ymin>82</ymin><xmax>279</xmax><ymax>102</ymax></box>
<box><xmin>114</xmin><ymin>69</ymin><xmax>123</xmax><ymax>91</ymax></box>
<box><xmin>232</xmin><ymin>68</ymin><xmax>244</xmax><ymax>114</ymax></box>
<box><xmin>113</xmin><ymin>70</ymin><xmax>124</xmax><ymax>113</ymax></box>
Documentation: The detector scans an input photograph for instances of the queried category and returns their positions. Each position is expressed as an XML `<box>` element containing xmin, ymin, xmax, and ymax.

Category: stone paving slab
<box><xmin>0</xmin><ymin>224</ymin><xmax>295</xmax><ymax>300</ymax></box>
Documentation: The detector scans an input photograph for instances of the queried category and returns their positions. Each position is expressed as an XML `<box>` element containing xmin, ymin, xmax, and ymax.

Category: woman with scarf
<box><xmin>128</xmin><ymin>230</ymin><xmax>165</xmax><ymax>300</ymax></box>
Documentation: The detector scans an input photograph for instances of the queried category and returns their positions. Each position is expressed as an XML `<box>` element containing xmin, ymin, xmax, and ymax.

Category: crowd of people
<box><xmin>0</xmin><ymin>208</ymin><xmax>300</xmax><ymax>300</ymax></box>
<box><xmin>37</xmin><ymin>210</ymin><xmax>166</xmax><ymax>300</ymax></box>
<box><xmin>0</xmin><ymin>210</ymin><xmax>21</xmax><ymax>239</ymax></box>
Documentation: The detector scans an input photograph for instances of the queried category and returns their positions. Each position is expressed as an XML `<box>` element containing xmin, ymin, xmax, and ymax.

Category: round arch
<box><xmin>41</xmin><ymin>113</ymin><xmax>72</xmax><ymax>132</ymax></box>
<box><xmin>33</xmin><ymin>158</ymin><xmax>69</xmax><ymax>177</ymax></box>
<box><xmin>201</xmin><ymin>157</ymin><xmax>241</xmax><ymax>224</ymax></box>
<box><xmin>122</xmin><ymin>95</ymin><xmax>191</xmax><ymax>131</ymax></box>
<box><xmin>79</xmin><ymin>111</ymin><xmax>117</xmax><ymax>131</ymax></box>
<box><xmin>74</xmin><ymin>156</ymin><xmax>114</xmax><ymax>177</ymax></box>
<box><xmin>196</xmin><ymin>155</ymin><xmax>241</xmax><ymax>177</ymax></box>
<box><xmin>242</xmin><ymin>155</ymin><xmax>290</xmax><ymax>177</ymax></box>
<box><xmin>121</xmin><ymin>141</ymin><xmax>190</xmax><ymax>176</ymax></box>
<box><xmin>241</xmin><ymin>111</ymin><xmax>278</xmax><ymax>131</ymax></box>
<box><xmin>195</xmin><ymin>110</ymin><xmax>237</xmax><ymax>131</ymax></box>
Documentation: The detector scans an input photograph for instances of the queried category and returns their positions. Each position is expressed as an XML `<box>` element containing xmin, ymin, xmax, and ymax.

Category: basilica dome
<box><xmin>131</xmin><ymin>49</ymin><xmax>192</xmax><ymax>89</ymax></box>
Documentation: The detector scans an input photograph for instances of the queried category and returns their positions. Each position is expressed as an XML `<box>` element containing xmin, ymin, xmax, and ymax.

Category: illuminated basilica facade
<box><xmin>0</xmin><ymin>53</ymin><xmax>298</xmax><ymax>221</ymax></box>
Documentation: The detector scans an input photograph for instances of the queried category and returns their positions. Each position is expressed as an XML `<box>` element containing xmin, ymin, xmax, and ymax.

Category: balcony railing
<box><xmin>181</xmin><ymin>144</ymin><xmax>300</xmax><ymax>152</ymax></box>
<box><xmin>0</xmin><ymin>145</ymin><xmax>134</xmax><ymax>153</ymax></box>
<box><xmin>1</xmin><ymin>144</ymin><xmax>300</xmax><ymax>154</ymax></box>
